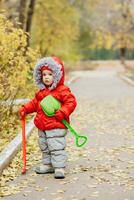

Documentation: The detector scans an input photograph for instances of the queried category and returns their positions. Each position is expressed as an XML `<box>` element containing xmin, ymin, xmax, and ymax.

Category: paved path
<box><xmin>1</xmin><ymin>67</ymin><xmax>134</xmax><ymax>200</ymax></box>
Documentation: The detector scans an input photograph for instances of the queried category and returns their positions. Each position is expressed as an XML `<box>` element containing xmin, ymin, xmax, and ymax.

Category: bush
<box><xmin>0</xmin><ymin>14</ymin><xmax>39</xmax><ymax>140</ymax></box>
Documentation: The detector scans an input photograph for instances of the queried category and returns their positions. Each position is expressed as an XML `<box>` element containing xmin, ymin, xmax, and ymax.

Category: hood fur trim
<box><xmin>33</xmin><ymin>57</ymin><xmax>62</xmax><ymax>90</ymax></box>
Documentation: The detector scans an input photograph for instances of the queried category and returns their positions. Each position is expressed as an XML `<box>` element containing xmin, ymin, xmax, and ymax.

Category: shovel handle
<box><xmin>62</xmin><ymin>119</ymin><xmax>88</xmax><ymax>147</ymax></box>
<box><xmin>21</xmin><ymin>112</ymin><xmax>26</xmax><ymax>174</ymax></box>
<box><xmin>62</xmin><ymin>119</ymin><xmax>78</xmax><ymax>137</ymax></box>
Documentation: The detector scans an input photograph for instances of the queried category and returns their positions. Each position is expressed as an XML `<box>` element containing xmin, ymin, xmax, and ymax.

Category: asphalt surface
<box><xmin>2</xmin><ymin>67</ymin><xmax>134</xmax><ymax>200</ymax></box>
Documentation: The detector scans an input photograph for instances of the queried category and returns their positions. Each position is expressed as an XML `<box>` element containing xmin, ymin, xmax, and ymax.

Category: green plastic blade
<box><xmin>40</xmin><ymin>95</ymin><xmax>61</xmax><ymax>116</ymax></box>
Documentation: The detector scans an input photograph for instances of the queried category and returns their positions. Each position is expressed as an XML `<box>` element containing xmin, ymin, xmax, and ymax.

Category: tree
<box><xmin>31</xmin><ymin>0</ymin><xmax>80</xmax><ymax>60</ymax></box>
<box><xmin>18</xmin><ymin>0</ymin><xmax>27</xmax><ymax>29</ymax></box>
<box><xmin>0</xmin><ymin>0</ymin><xmax>20</xmax><ymax>23</ymax></box>
<box><xmin>88</xmin><ymin>0</ymin><xmax>134</xmax><ymax>63</ymax></box>
<box><xmin>70</xmin><ymin>0</ymin><xmax>98</xmax><ymax>60</ymax></box>
<box><xmin>25</xmin><ymin>0</ymin><xmax>36</xmax><ymax>47</ymax></box>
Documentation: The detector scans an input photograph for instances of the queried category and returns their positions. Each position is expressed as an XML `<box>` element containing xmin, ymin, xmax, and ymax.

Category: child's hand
<box><xmin>55</xmin><ymin>110</ymin><xmax>65</xmax><ymax>122</ymax></box>
<box><xmin>19</xmin><ymin>107</ymin><xmax>26</xmax><ymax>119</ymax></box>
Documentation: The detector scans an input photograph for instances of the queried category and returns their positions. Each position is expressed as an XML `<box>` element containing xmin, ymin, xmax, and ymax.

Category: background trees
<box><xmin>88</xmin><ymin>0</ymin><xmax>134</xmax><ymax>62</ymax></box>
<box><xmin>0</xmin><ymin>0</ymin><xmax>133</xmax><ymax>61</ymax></box>
<box><xmin>31</xmin><ymin>0</ymin><xmax>80</xmax><ymax>60</ymax></box>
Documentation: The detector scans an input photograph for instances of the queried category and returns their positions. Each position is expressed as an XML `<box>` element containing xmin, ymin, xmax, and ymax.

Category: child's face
<box><xmin>42</xmin><ymin>69</ymin><xmax>54</xmax><ymax>86</ymax></box>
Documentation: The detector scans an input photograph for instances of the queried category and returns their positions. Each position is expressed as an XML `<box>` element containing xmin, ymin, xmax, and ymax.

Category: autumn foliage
<box><xmin>0</xmin><ymin>15</ymin><xmax>38</xmax><ymax>140</ymax></box>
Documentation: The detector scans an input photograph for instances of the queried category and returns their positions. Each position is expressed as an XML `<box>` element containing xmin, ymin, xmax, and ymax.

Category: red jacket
<box><xmin>23</xmin><ymin>57</ymin><xmax>77</xmax><ymax>130</ymax></box>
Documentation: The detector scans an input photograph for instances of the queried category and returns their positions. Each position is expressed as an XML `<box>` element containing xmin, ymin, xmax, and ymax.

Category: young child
<box><xmin>19</xmin><ymin>56</ymin><xmax>77</xmax><ymax>179</ymax></box>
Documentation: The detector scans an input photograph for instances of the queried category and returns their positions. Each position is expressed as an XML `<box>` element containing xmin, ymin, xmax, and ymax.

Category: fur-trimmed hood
<box><xmin>33</xmin><ymin>57</ymin><xmax>65</xmax><ymax>90</ymax></box>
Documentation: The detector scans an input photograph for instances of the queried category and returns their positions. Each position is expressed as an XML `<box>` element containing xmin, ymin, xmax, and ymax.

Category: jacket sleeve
<box><xmin>59</xmin><ymin>87</ymin><xmax>77</xmax><ymax>118</ymax></box>
<box><xmin>23</xmin><ymin>96</ymin><xmax>38</xmax><ymax>114</ymax></box>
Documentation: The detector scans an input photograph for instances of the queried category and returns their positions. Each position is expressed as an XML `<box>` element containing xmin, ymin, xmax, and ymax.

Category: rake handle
<box><xmin>21</xmin><ymin>112</ymin><xmax>26</xmax><ymax>174</ymax></box>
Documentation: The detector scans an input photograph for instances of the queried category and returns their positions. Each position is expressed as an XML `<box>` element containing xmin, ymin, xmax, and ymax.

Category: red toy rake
<box><xmin>20</xmin><ymin>111</ymin><xmax>26</xmax><ymax>174</ymax></box>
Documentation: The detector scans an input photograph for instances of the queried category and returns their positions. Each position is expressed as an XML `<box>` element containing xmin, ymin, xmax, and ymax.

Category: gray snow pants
<box><xmin>38</xmin><ymin>129</ymin><xmax>67</xmax><ymax>168</ymax></box>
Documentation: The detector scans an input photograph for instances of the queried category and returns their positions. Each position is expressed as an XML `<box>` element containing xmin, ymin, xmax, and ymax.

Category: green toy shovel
<box><xmin>40</xmin><ymin>95</ymin><xmax>88</xmax><ymax>147</ymax></box>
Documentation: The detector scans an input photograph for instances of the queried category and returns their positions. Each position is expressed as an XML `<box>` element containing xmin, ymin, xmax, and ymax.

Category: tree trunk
<box><xmin>25</xmin><ymin>0</ymin><xmax>36</xmax><ymax>47</ymax></box>
<box><xmin>120</xmin><ymin>47</ymin><xmax>126</xmax><ymax>65</ymax></box>
<box><xmin>19</xmin><ymin>0</ymin><xmax>27</xmax><ymax>29</ymax></box>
